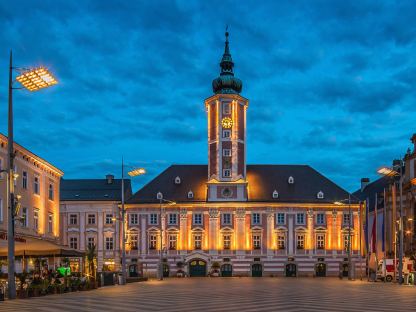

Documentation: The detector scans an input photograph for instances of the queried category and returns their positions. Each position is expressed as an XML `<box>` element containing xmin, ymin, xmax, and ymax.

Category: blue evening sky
<box><xmin>0</xmin><ymin>1</ymin><xmax>415</xmax><ymax>192</ymax></box>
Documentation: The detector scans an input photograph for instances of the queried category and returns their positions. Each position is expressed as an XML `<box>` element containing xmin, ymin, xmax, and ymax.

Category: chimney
<box><xmin>411</xmin><ymin>133</ymin><xmax>416</xmax><ymax>152</ymax></box>
<box><xmin>361</xmin><ymin>178</ymin><xmax>370</xmax><ymax>192</ymax></box>
<box><xmin>106</xmin><ymin>174</ymin><xmax>114</xmax><ymax>184</ymax></box>
<box><xmin>392</xmin><ymin>159</ymin><xmax>401</xmax><ymax>171</ymax></box>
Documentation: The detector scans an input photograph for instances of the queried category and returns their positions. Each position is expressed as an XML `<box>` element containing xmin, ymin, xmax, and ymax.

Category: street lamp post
<box><xmin>377</xmin><ymin>161</ymin><xmax>404</xmax><ymax>284</ymax></box>
<box><xmin>119</xmin><ymin>161</ymin><xmax>145</xmax><ymax>285</ymax></box>
<box><xmin>6</xmin><ymin>50</ymin><xmax>58</xmax><ymax>299</ymax></box>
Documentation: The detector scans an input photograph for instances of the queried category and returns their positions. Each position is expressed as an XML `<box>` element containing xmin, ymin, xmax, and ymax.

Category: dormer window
<box><xmin>317</xmin><ymin>191</ymin><xmax>324</xmax><ymax>199</ymax></box>
<box><xmin>288</xmin><ymin>176</ymin><xmax>294</xmax><ymax>184</ymax></box>
<box><xmin>174</xmin><ymin>176</ymin><xmax>181</xmax><ymax>184</ymax></box>
<box><xmin>187</xmin><ymin>190</ymin><xmax>194</xmax><ymax>199</ymax></box>
<box><xmin>272</xmin><ymin>190</ymin><xmax>279</xmax><ymax>199</ymax></box>
<box><xmin>156</xmin><ymin>192</ymin><xmax>163</xmax><ymax>200</ymax></box>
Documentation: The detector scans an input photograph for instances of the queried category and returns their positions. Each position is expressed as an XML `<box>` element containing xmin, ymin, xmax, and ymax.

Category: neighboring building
<box><xmin>354</xmin><ymin>134</ymin><xmax>416</xmax><ymax>267</ymax></box>
<box><xmin>0</xmin><ymin>133</ymin><xmax>64</xmax><ymax>272</ymax></box>
<box><xmin>125</xmin><ymin>32</ymin><xmax>361</xmax><ymax>278</ymax></box>
<box><xmin>60</xmin><ymin>175</ymin><xmax>131</xmax><ymax>273</ymax></box>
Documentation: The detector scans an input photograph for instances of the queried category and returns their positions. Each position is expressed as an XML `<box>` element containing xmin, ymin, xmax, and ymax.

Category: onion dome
<box><xmin>212</xmin><ymin>30</ymin><xmax>243</xmax><ymax>94</ymax></box>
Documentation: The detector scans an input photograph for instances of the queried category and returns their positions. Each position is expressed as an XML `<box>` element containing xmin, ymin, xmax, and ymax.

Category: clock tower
<box><xmin>205</xmin><ymin>30</ymin><xmax>248</xmax><ymax>201</ymax></box>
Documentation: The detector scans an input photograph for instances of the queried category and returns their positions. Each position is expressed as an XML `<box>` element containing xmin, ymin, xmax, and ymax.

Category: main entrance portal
<box><xmin>189</xmin><ymin>260</ymin><xmax>207</xmax><ymax>277</ymax></box>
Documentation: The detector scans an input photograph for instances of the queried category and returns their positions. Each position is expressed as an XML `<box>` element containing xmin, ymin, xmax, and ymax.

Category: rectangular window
<box><xmin>297</xmin><ymin>234</ymin><xmax>305</xmax><ymax>249</ymax></box>
<box><xmin>343</xmin><ymin>235</ymin><xmax>350</xmax><ymax>252</ymax></box>
<box><xmin>222</xmin><ymin>213</ymin><xmax>232</xmax><ymax>225</ymax></box>
<box><xmin>87</xmin><ymin>214</ymin><xmax>96</xmax><ymax>225</ymax></box>
<box><xmin>168</xmin><ymin>213</ymin><xmax>177</xmax><ymax>225</ymax></box>
<box><xmin>223</xmin><ymin>103</ymin><xmax>231</xmax><ymax>114</ymax></box>
<box><xmin>87</xmin><ymin>237</ymin><xmax>95</xmax><ymax>249</ymax></box>
<box><xmin>276</xmin><ymin>213</ymin><xmax>285</xmax><ymax>225</ymax></box>
<box><xmin>105</xmin><ymin>213</ymin><xmax>113</xmax><ymax>224</ymax></box>
<box><xmin>130</xmin><ymin>234</ymin><xmax>138</xmax><ymax>250</ymax></box>
<box><xmin>149</xmin><ymin>213</ymin><xmax>158</xmax><ymax>225</ymax></box>
<box><xmin>69</xmin><ymin>214</ymin><xmax>78</xmax><ymax>225</ymax></box>
<box><xmin>316</xmin><ymin>234</ymin><xmax>325</xmax><ymax>249</ymax></box>
<box><xmin>252</xmin><ymin>213</ymin><xmax>261</xmax><ymax>225</ymax></box>
<box><xmin>168</xmin><ymin>234</ymin><xmax>177</xmax><ymax>250</ymax></box>
<box><xmin>48</xmin><ymin>183</ymin><xmax>54</xmax><ymax>200</ymax></box>
<box><xmin>22</xmin><ymin>171</ymin><xmax>28</xmax><ymax>189</ymax></box>
<box><xmin>34</xmin><ymin>209</ymin><xmax>39</xmax><ymax>231</ymax></box>
<box><xmin>277</xmin><ymin>234</ymin><xmax>286</xmax><ymax>250</ymax></box>
<box><xmin>194</xmin><ymin>234</ymin><xmax>202</xmax><ymax>250</ymax></box>
<box><xmin>223</xmin><ymin>149</ymin><xmax>231</xmax><ymax>157</ymax></box>
<box><xmin>223</xmin><ymin>234</ymin><xmax>231</xmax><ymax>250</ymax></box>
<box><xmin>193</xmin><ymin>213</ymin><xmax>203</xmax><ymax>225</ymax></box>
<box><xmin>21</xmin><ymin>207</ymin><xmax>28</xmax><ymax>227</ymax></box>
<box><xmin>253</xmin><ymin>234</ymin><xmax>261</xmax><ymax>249</ymax></box>
<box><xmin>34</xmin><ymin>176</ymin><xmax>40</xmax><ymax>195</ymax></box>
<box><xmin>130</xmin><ymin>213</ymin><xmax>138</xmax><ymax>225</ymax></box>
<box><xmin>105</xmin><ymin>237</ymin><xmax>114</xmax><ymax>250</ymax></box>
<box><xmin>48</xmin><ymin>213</ymin><xmax>53</xmax><ymax>233</ymax></box>
<box><xmin>223</xmin><ymin>169</ymin><xmax>231</xmax><ymax>178</ymax></box>
<box><xmin>296</xmin><ymin>213</ymin><xmax>305</xmax><ymax>225</ymax></box>
<box><xmin>149</xmin><ymin>234</ymin><xmax>157</xmax><ymax>250</ymax></box>
<box><xmin>343</xmin><ymin>213</ymin><xmax>351</xmax><ymax>226</ymax></box>
<box><xmin>70</xmin><ymin>237</ymin><xmax>78</xmax><ymax>249</ymax></box>
<box><xmin>222</xmin><ymin>130</ymin><xmax>231</xmax><ymax>138</ymax></box>
<box><xmin>316</xmin><ymin>213</ymin><xmax>325</xmax><ymax>225</ymax></box>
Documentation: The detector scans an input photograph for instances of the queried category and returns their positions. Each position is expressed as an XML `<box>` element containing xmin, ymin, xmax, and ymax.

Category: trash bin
<box><xmin>404</xmin><ymin>274</ymin><xmax>409</xmax><ymax>285</ymax></box>
<box><xmin>118</xmin><ymin>273</ymin><xmax>123</xmax><ymax>285</ymax></box>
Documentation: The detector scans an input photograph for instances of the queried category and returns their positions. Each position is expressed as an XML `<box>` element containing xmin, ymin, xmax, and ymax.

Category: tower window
<box><xmin>223</xmin><ymin>149</ymin><xmax>231</xmax><ymax>157</ymax></box>
<box><xmin>223</xmin><ymin>103</ymin><xmax>231</xmax><ymax>115</ymax></box>
<box><xmin>223</xmin><ymin>169</ymin><xmax>231</xmax><ymax>178</ymax></box>
<box><xmin>222</xmin><ymin>130</ymin><xmax>231</xmax><ymax>138</ymax></box>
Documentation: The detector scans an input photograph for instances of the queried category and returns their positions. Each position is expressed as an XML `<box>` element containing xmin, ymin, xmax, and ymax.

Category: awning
<box><xmin>0</xmin><ymin>235</ymin><xmax>84</xmax><ymax>258</ymax></box>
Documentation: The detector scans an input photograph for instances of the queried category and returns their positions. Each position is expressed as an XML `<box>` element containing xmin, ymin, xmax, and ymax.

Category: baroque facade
<box><xmin>124</xmin><ymin>32</ymin><xmax>361</xmax><ymax>278</ymax></box>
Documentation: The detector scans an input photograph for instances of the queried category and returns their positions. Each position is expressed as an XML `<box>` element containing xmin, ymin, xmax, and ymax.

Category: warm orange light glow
<box><xmin>411</xmin><ymin>178</ymin><xmax>416</xmax><ymax>186</ymax></box>
<box><xmin>128</xmin><ymin>168</ymin><xmax>146</xmax><ymax>177</ymax></box>
<box><xmin>16</xmin><ymin>67</ymin><xmax>58</xmax><ymax>91</ymax></box>
<box><xmin>221</xmin><ymin>117</ymin><xmax>233</xmax><ymax>129</ymax></box>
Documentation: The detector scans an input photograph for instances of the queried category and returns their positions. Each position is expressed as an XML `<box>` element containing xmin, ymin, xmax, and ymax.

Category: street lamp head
<box><xmin>333</xmin><ymin>201</ymin><xmax>344</xmax><ymax>206</ymax></box>
<box><xmin>16</xmin><ymin>67</ymin><xmax>58</xmax><ymax>91</ymax></box>
<box><xmin>377</xmin><ymin>166</ymin><xmax>399</xmax><ymax>177</ymax></box>
<box><xmin>128</xmin><ymin>168</ymin><xmax>146</xmax><ymax>177</ymax></box>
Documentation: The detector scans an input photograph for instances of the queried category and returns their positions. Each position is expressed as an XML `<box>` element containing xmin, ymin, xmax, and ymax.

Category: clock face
<box><xmin>221</xmin><ymin>117</ymin><xmax>233</xmax><ymax>129</ymax></box>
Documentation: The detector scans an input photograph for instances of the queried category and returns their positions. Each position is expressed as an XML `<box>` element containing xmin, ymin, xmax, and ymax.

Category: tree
<box><xmin>86</xmin><ymin>244</ymin><xmax>97</xmax><ymax>288</ymax></box>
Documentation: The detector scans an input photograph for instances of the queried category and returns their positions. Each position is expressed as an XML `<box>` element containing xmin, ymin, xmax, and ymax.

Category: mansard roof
<box><xmin>60</xmin><ymin>178</ymin><xmax>132</xmax><ymax>201</ymax></box>
<box><xmin>127</xmin><ymin>164</ymin><xmax>351</xmax><ymax>204</ymax></box>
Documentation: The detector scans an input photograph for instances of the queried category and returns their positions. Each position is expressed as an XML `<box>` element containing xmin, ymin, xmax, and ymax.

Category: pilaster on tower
<box><xmin>205</xmin><ymin>30</ymin><xmax>249</xmax><ymax>202</ymax></box>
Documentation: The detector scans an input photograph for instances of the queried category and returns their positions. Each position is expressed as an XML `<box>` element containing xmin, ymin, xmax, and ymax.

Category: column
<box><xmin>307</xmin><ymin>209</ymin><xmax>314</xmax><ymax>255</ymax></box>
<box><xmin>288</xmin><ymin>214</ymin><xmax>294</xmax><ymax>255</ymax></box>
<box><xmin>235</xmin><ymin>208</ymin><xmax>246</xmax><ymax>253</ymax></box>
<box><xmin>179</xmin><ymin>208</ymin><xmax>188</xmax><ymax>253</ymax></box>
<box><xmin>267</xmin><ymin>208</ymin><xmax>274</xmax><ymax>255</ymax></box>
<box><xmin>332</xmin><ymin>210</ymin><xmax>337</xmax><ymax>255</ymax></box>
<box><xmin>140</xmin><ymin>214</ymin><xmax>147</xmax><ymax>255</ymax></box>
<box><xmin>209</xmin><ymin>208</ymin><xmax>219</xmax><ymax>254</ymax></box>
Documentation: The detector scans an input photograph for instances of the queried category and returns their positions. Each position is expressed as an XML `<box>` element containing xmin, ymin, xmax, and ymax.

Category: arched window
<box><xmin>174</xmin><ymin>176</ymin><xmax>181</xmax><ymax>184</ymax></box>
<box><xmin>317</xmin><ymin>191</ymin><xmax>324</xmax><ymax>199</ymax></box>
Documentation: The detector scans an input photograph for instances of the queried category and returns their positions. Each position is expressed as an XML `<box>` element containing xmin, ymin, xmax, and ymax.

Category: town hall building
<box><xmin>125</xmin><ymin>31</ymin><xmax>361</xmax><ymax>278</ymax></box>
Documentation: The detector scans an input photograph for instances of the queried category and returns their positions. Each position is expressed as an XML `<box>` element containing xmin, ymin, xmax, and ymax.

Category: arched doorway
<box><xmin>221</xmin><ymin>264</ymin><xmax>233</xmax><ymax>277</ymax></box>
<box><xmin>251</xmin><ymin>263</ymin><xmax>262</xmax><ymax>277</ymax></box>
<box><xmin>315</xmin><ymin>262</ymin><xmax>326</xmax><ymax>277</ymax></box>
<box><xmin>163</xmin><ymin>263</ymin><xmax>170</xmax><ymax>277</ymax></box>
<box><xmin>129</xmin><ymin>264</ymin><xmax>138</xmax><ymax>277</ymax></box>
<box><xmin>189</xmin><ymin>259</ymin><xmax>207</xmax><ymax>277</ymax></box>
<box><xmin>285</xmin><ymin>263</ymin><xmax>297</xmax><ymax>277</ymax></box>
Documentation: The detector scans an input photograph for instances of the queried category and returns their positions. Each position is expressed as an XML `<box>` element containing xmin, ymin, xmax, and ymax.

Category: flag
<box><xmin>364</xmin><ymin>198</ymin><xmax>369</xmax><ymax>254</ymax></box>
<box><xmin>371</xmin><ymin>210</ymin><xmax>376</xmax><ymax>254</ymax></box>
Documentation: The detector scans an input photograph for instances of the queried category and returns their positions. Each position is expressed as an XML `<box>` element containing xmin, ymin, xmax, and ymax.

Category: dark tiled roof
<box><xmin>127</xmin><ymin>164</ymin><xmax>351</xmax><ymax>204</ymax></box>
<box><xmin>352</xmin><ymin>176</ymin><xmax>391</xmax><ymax>212</ymax></box>
<box><xmin>60</xmin><ymin>178</ymin><xmax>132</xmax><ymax>201</ymax></box>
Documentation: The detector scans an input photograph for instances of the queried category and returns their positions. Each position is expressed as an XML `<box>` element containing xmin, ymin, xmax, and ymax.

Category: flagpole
<box><xmin>366</xmin><ymin>198</ymin><xmax>370</xmax><ymax>282</ymax></box>
<box><xmin>374</xmin><ymin>193</ymin><xmax>378</xmax><ymax>281</ymax></box>
<box><xmin>392</xmin><ymin>183</ymin><xmax>397</xmax><ymax>282</ymax></box>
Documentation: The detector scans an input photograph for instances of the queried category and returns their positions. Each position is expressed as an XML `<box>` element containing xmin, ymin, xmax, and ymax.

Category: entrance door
<box><xmin>163</xmin><ymin>264</ymin><xmax>170</xmax><ymax>277</ymax></box>
<box><xmin>315</xmin><ymin>263</ymin><xmax>326</xmax><ymax>277</ymax></box>
<box><xmin>189</xmin><ymin>260</ymin><xmax>206</xmax><ymax>277</ymax></box>
<box><xmin>221</xmin><ymin>264</ymin><xmax>233</xmax><ymax>277</ymax></box>
<box><xmin>342</xmin><ymin>263</ymin><xmax>349</xmax><ymax>277</ymax></box>
<box><xmin>285</xmin><ymin>263</ymin><xmax>297</xmax><ymax>277</ymax></box>
<box><xmin>129</xmin><ymin>265</ymin><xmax>138</xmax><ymax>277</ymax></box>
<box><xmin>251</xmin><ymin>263</ymin><xmax>262</xmax><ymax>277</ymax></box>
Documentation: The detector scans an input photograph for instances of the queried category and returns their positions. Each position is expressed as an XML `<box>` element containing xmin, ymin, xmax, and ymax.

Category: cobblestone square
<box><xmin>1</xmin><ymin>278</ymin><xmax>416</xmax><ymax>311</ymax></box>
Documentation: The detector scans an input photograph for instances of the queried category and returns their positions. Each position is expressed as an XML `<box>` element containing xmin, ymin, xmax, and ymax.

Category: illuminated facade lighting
<box><xmin>16</xmin><ymin>67</ymin><xmax>58</xmax><ymax>91</ymax></box>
